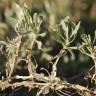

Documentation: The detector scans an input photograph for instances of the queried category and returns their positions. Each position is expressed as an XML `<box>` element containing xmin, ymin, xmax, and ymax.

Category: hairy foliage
<box><xmin>0</xmin><ymin>3</ymin><xmax>96</xmax><ymax>96</ymax></box>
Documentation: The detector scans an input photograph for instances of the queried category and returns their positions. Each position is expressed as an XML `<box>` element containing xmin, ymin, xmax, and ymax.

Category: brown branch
<box><xmin>0</xmin><ymin>80</ymin><xmax>47</xmax><ymax>90</ymax></box>
<box><xmin>0</xmin><ymin>74</ymin><xmax>96</xmax><ymax>96</ymax></box>
<box><xmin>71</xmin><ymin>84</ymin><xmax>95</xmax><ymax>96</ymax></box>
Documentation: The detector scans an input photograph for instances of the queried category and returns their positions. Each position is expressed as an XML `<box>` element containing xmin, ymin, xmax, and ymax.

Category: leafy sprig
<box><xmin>52</xmin><ymin>16</ymin><xmax>80</xmax><ymax>48</ymax></box>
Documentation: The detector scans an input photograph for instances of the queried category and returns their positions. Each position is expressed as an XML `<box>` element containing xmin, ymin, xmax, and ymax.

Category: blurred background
<box><xmin>0</xmin><ymin>0</ymin><xmax>96</xmax><ymax>83</ymax></box>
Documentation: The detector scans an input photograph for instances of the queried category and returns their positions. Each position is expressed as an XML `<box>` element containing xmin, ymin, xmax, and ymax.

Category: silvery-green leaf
<box><xmin>93</xmin><ymin>30</ymin><xmax>96</xmax><ymax>44</ymax></box>
<box><xmin>81</xmin><ymin>34</ymin><xmax>92</xmax><ymax>46</ymax></box>
<box><xmin>5</xmin><ymin>8</ymin><xmax>17</xmax><ymax>29</ymax></box>
<box><xmin>72</xmin><ymin>21</ymin><xmax>80</xmax><ymax>35</ymax></box>
<box><xmin>38</xmin><ymin>32</ymin><xmax>47</xmax><ymax>37</ymax></box>
<box><xmin>63</xmin><ymin>55</ymin><xmax>69</xmax><ymax>63</ymax></box>
<box><xmin>52</xmin><ymin>27</ymin><xmax>64</xmax><ymax>45</ymax></box>
<box><xmin>6</xmin><ymin>17</ymin><xmax>17</xmax><ymax>29</ymax></box>
<box><xmin>81</xmin><ymin>34</ymin><xmax>88</xmax><ymax>44</ymax></box>
<box><xmin>33</xmin><ymin>13</ymin><xmax>38</xmax><ymax>22</ymax></box>
<box><xmin>13</xmin><ymin>3</ymin><xmax>24</xmax><ymax>20</ymax></box>
<box><xmin>60</xmin><ymin>19</ymin><xmax>68</xmax><ymax>33</ymax></box>
<box><xmin>70</xmin><ymin>52</ymin><xmax>75</xmax><ymax>61</ymax></box>
<box><xmin>42</xmin><ymin>87</ymin><xmax>50</xmax><ymax>95</ymax></box>
<box><xmin>64</xmin><ymin>16</ymin><xmax>70</xmax><ymax>22</ymax></box>
<box><xmin>36</xmin><ymin>40</ymin><xmax>42</xmax><ymax>50</ymax></box>
<box><xmin>88</xmin><ymin>35</ymin><xmax>92</xmax><ymax>44</ymax></box>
